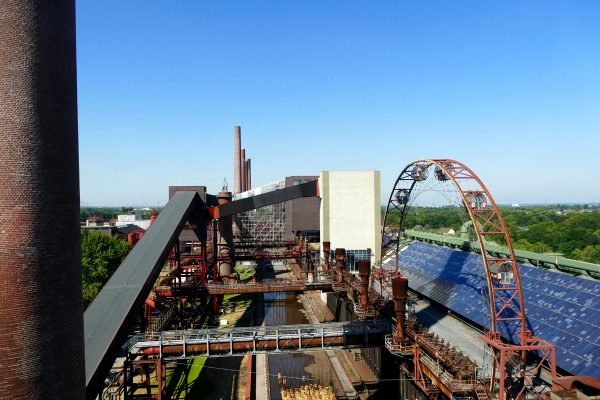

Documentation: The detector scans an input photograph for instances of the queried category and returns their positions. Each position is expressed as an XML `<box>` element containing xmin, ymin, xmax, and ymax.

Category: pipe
<box><xmin>217</xmin><ymin>192</ymin><xmax>235</xmax><ymax>282</ymax></box>
<box><xmin>358</xmin><ymin>260</ymin><xmax>371</xmax><ymax>308</ymax></box>
<box><xmin>392</xmin><ymin>277</ymin><xmax>409</xmax><ymax>342</ymax></box>
<box><xmin>0</xmin><ymin>1</ymin><xmax>85</xmax><ymax>398</ymax></box>
<box><xmin>334</xmin><ymin>248</ymin><xmax>346</xmax><ymax>283</ymax></box>
<box><xmin>323</xmin><ymin>241</ymin><xmax>331</xmax><ymax>271</ymax></box>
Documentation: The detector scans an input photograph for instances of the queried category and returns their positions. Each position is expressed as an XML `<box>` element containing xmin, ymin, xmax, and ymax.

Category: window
<box><xmin>345</xmin><ymin>249</ymin><xmax>372</xmax><ymax>272</ymax></box>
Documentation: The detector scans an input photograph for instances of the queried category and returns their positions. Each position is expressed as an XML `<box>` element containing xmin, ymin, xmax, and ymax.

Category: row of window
<box><xmin>326</xmin><ymin>249</ymin><xmax>373</xmax><ymax>272</ymax></box>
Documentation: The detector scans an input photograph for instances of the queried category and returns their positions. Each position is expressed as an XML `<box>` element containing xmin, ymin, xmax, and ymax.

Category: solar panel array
<box><xmin>387</xmin><ymin>241</ymin><xmax>600</xmax><ymax>378</ymax></box>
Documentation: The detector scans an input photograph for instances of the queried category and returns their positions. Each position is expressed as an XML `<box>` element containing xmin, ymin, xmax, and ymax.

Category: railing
<box><xmin>384</xmin><ymin>334</ymin><xmax>414</xmax><ymax>355</ymax></box>
<box><xmin>353</xmin><ymin>303</ymin><xmax>377</xmax><ymax>319</ymax></box>
<box><xmin>127</xmin><ymin>320</ymin><xmax>390</xmax><ymax>358</ymax></box>
<box><xmin>418</xmin><ymin>350</ymin><xmax>476</xmax><ymax>392</ymax></box>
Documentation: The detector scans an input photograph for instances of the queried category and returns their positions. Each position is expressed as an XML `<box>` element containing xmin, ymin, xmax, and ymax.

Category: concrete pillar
<box><xmin>217</xmin><ymin>192</ymin><xmax>235</xmax><ymax>282</ymax></box>
<box><xmin>0</xmin><ymin>1</ymin><xmax>85</xmax><ymax>398</ymax></box>
<box><xmin>358</xmin><ymin>260</ymin><xmax>371</xmax><ymax>308</ymax></box>
<box><xmin>392</xmin><ymin>276</ymin><xmax>409</xmax><ymax>343</ymax></box>
<box><xmin>234</xmin><ymin>126</ymin><xmax>242</xmax><ymax>194</ymax></box>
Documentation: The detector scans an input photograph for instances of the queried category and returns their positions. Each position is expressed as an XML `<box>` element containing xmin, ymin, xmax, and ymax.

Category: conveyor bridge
<box><xmin>127</xmin><ymin>320</ymin><xmax>390</xmax><ymax>358</ymax></box>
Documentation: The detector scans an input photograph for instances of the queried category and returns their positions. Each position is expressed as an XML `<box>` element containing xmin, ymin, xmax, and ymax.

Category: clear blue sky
<box><xmin>76</xmin><ymin>1</ymin><xmax>600</xmax><ymax>206</ymax></box>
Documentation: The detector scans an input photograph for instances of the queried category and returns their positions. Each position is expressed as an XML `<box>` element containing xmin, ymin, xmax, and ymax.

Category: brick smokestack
<box><xmin>247</xmin><ymin>158</ymin><xmax>251</xmax><ymax>190</ymax></box>
<box><xmin>234</xmin><ymin>126</ymin><xmax>242</xmax><ymax>194</ymax></box>
<box><xmin>0</xmin><ymin>1</ymin><xmax>85</xmax><ymax>398</ymax></box>
<box><xmin>241</xmin><ymin>148</ymin><xmax>247</xmax><ymax>192</ymax></box>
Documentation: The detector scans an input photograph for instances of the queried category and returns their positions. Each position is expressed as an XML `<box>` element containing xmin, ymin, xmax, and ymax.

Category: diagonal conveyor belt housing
<box><xmin>84</xmin><ymin>191</ymin><xmax>205</xmax><ymax>398</ymax></box>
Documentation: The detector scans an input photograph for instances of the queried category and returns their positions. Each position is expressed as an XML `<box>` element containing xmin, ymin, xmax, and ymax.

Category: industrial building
<box><xmin>320</xmin><ymin>170</ymin><xmax>382</xmax><ymax>270</ymax></box>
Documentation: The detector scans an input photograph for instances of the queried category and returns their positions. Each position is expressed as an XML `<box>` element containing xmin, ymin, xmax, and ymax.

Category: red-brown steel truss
<box><xmin>381</xmin><ymin>159</ymin><xmax>557</xmax><ymax>400</ymax></box>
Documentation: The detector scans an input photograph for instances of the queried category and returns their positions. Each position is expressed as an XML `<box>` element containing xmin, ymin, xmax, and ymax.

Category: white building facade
<box><xmin>319</xmin><ymin>171</ymin><xmax>382</xmax><ymax>271</ymax></box>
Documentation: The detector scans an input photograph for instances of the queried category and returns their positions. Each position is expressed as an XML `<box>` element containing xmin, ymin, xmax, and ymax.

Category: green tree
<box><xmin>81</xmin><ymin>230</ymin><xmax>131</xmax><ymax>308</ymax></box>
<box><xmin>572</xmin><ymin>245</ymin><xmax>600</xmax><ymax>264</ymax></box>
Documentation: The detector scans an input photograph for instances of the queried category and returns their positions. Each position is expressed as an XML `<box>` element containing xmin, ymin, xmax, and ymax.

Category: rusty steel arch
<box><xmin>382</xmin><ymin>159</ymin><xmax>526</xmax><ymax>336</ymax></box>
<box><xmin>381</xmin><ymin>159</ymin><xmax>557</xmax><ymax>399</ymax></box>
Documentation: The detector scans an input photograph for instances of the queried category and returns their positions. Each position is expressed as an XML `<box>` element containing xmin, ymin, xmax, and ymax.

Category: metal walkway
<box><xmin>155</xmin><ymin>278</ymin><xmax>333</xmax><ymax>296</ymax></box>
<box><xmin>126</xmin><ymin>320</ymin><xmax>390</xmax><ymax>358</ymax></box>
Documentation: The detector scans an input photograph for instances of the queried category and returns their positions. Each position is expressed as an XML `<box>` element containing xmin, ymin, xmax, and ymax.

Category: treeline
<box><xmin>384</xmin><ymin>206</ymin><xmax>600</xmax><ymax>264</ymax></box>
<box><xmin>80</xmin><ymin>207</ymin><xmax>153</xmax><ymax>222</ymax></box>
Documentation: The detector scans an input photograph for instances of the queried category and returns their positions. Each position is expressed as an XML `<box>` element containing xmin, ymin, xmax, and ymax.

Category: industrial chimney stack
<box><xmin>233</xmin><ymin>126</ymin><xmax>242</xmax><ymax>194</ymax></box>
<box><xmin>0</xmin><ymin>1</ymin><xmax>85</xmax><ymax>398</ymax></box>
<box><xmin>233</xmin><ymin>126</ymin><xmax>254</xmax><ymax>193</ymax></box>
<box><xmin>241</xmin><ymin>148</ymin><xmax>247</xmax><ymax>192</ymax></box>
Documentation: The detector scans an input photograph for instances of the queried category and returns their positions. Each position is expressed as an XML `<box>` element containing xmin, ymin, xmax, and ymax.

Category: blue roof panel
<box><xmin>395</xmin><ymin>241</ymin><xmax>600</xmax><ymax>380</ymax></box>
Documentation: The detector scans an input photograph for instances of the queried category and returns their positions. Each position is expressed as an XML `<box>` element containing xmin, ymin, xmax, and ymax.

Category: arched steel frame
<box><xmin>381</xmin><ymin>159</ymin><xmax>557</xmax><ymax>400</ymax></box>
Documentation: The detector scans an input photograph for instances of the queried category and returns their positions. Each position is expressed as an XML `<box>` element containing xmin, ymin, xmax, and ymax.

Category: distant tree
<box><xmin>81</xmin><ymin>230</ymin><xmax>131</xmax><ymax>308</ymax></box>
<box><xmin>572</xmin><ymin>245</ymin><xmax>600</xmax><ymax>264</ymax></box>
<box><xmin>383</xmin><ymin>205</ymin><xmax>600</xmax><ymax>263</ymax></box>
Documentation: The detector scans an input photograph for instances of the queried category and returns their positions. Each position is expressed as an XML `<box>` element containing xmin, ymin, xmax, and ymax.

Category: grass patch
<box><xmin>235</xmin><ymin>266</ymin><xmax>256</xmax><ymax>282</ymax></box>
<box><xmin>165</xmin><ymin>357</ymin><xmax>207</xmax><ymax>399</ymax></box>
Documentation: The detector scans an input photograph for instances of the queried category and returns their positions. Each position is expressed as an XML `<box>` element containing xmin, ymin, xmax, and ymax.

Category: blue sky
<box><xmin>76</xmin><ymin>1</ymin><xmax>600</xmax><ymax>206</ymax></box>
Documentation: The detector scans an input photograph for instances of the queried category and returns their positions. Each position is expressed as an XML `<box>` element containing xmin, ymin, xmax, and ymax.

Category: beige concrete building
<box><xmin>319</xmin><ymin>171</ymin><xmax>382</xmax><ymax>271</ymax></box>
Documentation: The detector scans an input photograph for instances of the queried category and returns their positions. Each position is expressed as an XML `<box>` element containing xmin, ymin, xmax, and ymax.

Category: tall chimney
<box><xmin>0</xmin><ymin>1</ymin><xmax>85</xmax><ymax>398</ymax></box>
<box><xmin>234</xmin><ymin>126</ymin><xmax>241</xmax><ymax>194</ymax></box>
<box><xmin>247</xmin><ymin>158</ymin><xmax>251</xmax><ymax>190</ymax></box>
<box><xmin>241</xmin><ymin>148</ymin><xmax>246</xmax><ymax>192</ymax></box>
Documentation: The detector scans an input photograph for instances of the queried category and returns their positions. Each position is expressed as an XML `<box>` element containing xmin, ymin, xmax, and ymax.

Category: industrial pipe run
<box><xmin>358</xmin><ymin>260</ymin><xmax>371</xmax><ymax>309</ymax></box>
<box><xmin>217</xmin><ymin>192</ymin><xmax>235</xmax><ymax>282</ymax></box>
<box><xmin>0</xmin><ymin>1</ymin><xmax>85</xmax><ymax>398</ymax></box>
<box><xmin>392</xmin><ymin>277</ymin><xmax>409</xmax><ymax>343</ymax></box>
<box><xmin>322</xmin><ymin>241</ymin><xmax>331</xmax><ymax>271</ymax></box>
<box><xmin>334</xmin><ymin>248</ymin><xmax>346</xmax><ymax>284</ymax></box>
